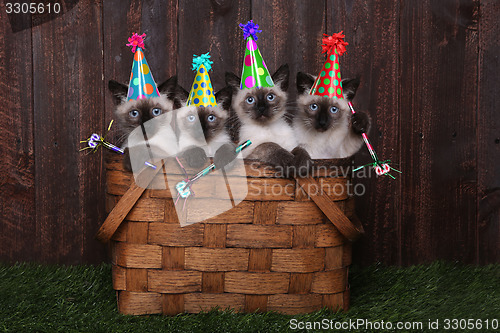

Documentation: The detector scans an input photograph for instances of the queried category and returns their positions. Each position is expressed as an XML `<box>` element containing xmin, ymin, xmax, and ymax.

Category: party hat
<box><xmin>239</xmin><ymin>20</ymin><xmax>274</xmax><ymax>89</ymax></box>
<box><xmin>186</xmin><ymin>53</ymin><xmax>217</xmax><ymax>107</ymax></box>
<box><xmin>126</xmin><ymin>33</ymin><xmax>160</xmax><ymax>101</ymax></box>
<box><xmin>310</xmin><ymin>32</ymin><xmax>349</xmax><ymax>99</ymax></box>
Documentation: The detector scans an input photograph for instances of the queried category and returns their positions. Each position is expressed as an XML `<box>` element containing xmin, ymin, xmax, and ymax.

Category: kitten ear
<box><xmin>296</xmin><ymin>72</ymin><xmax>315</xmax><ymax>95</ymax></box>
<box><xmin>342</xmin><ymin>78</ymin><xmax>360</xmax><ymax>101</ymax></box>
<box><xmin>108</xmin><ymin>80</ymin><xmax>128</xmax><ymax>105</ymax></box>
<box><xmin>158</xmin><ymin>75</ymin><xmax>178</xmax><ymax>96</ymax></box>
<box><xmin>158</xmin><ymin>75</ymin><xmax>189</xmax><ymax>107</ymax></box>
<box><xmin>225</xmin><ymin>72</ymin><xmax>241</xmax><ymax>91</ymax></box>
<box><xmin>215</xmin><ymin>86</ymin><xmax>233</xmax><ymax>110</ymax></box>
<box><xmin>272</xmin><ymin>64</ymin><xmax>290</xmax><ymax>91</ymax></box>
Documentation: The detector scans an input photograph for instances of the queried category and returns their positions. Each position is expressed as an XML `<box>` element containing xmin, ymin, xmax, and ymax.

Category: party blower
<box><xmin>174</xmin><ymin>140</ymin><xmax>252</xmax><ymax>203</ymax></box>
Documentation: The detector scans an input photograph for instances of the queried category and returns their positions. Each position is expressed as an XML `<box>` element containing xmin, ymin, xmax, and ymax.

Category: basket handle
<box><xmin>96</xmin><ymin>162</ymin><xmax>163</xmax><ymax>243</ymax></box>
<box><xmin>295</xmin><ymin>176</ymin><xmax>364</xmax><ymax>241</ymax></box>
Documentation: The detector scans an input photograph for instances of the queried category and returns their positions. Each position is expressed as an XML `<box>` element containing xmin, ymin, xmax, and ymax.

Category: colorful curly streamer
<box><xmin>239</xmin><ymin>20</ymin><xmax>262</xmax><ymax>40</ymax></box>
<box><xmin>126</xmin><ymin>33</ymin><xmax>146</xmax><ymax>53</ymax></box>
<box><xmin>191</xmin><ymin>52</ymin><xmax>213</xmax><ymax>72</ymax></box>
<box><xmin>321</xmin><ymin>31</ymin><xmax>349</xmax><ymax>55</ymax></box>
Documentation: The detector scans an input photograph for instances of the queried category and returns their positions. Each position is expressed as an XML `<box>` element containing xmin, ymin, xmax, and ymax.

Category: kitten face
<box><xmin>295</xmin><ymin>72</ymin><xmax>359</xmax><ymax>133</ymax></box>
<box><xmin>234</xmin><ymin>87</ymin><xmax>287</xmax><ymax>124</ymax></box>
<box><xmin>296</xmin><ymin>94</ymin><xmax>349</xmax><ymax>132</ymax></box>
<box><xmin>176</xmin><ymin>105</ymin><xmax>229</xmax><ymax>144</ymax></box>
<box><xmin>294</xmin><ymin>72</ymin><xmax>367</xmax><ymax>159</ymax></box>
<box><xmin>114</xmin><ymin>97</ymin><xmax>174</xmax><ymax>138</ymax></box>
<box><xmin>108</xmin><ymin>76</ymin><xmax>188</xmax><ymax>143</ymax></box>
<box><xmin>226</xmin><ymin>64</ymin><xmax>290</xmax><ymax>125</ymax></box>
<box><xmin>176</xmin><ymin>86</ymin><xmax>233</xmax><ymax>145</ymax></box>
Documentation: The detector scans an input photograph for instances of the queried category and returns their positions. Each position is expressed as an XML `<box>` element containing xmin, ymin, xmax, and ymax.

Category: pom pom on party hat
<box><xmin>239</xmin><ymin>20</ymin><xmax>274</xmax><ymax>90</ymax></box>
<box><xmin>126</xmin><ymin>33</ymin><xmax>160</xmax><ymax>101</ymax></box>
<box><xmin>186</xmin><ymin>53</ymin><xmax>217</xmax><ymax>107</ymax></box>
<box><xmin>310</xmin><ymin>31</ymin><xmax>349</xmax><ymax>99</ymax></box>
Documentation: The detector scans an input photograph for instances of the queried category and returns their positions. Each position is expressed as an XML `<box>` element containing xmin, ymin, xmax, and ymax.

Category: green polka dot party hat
<box><xmin>125</xmin><ymin>33</ymin><xmax>161</xmax><ymax>101</ymax></box>
<box><xmin>186</xmin><ymin>53</ymin><xmax>217</xmax><ymax>107</ymax></box>
<box><xmin>310</xmin><ymin>31</ymin><xmax>349</xmax><ymax>99</ymax></box>
<box><xmin>239</xmin><ymin>20</ymin><xmax>274</xmax><ymax>90</ymax></box>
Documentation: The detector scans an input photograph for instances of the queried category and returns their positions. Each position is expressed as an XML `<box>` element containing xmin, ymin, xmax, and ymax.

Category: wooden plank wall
<box><xmin>0</xmin><ymin>0</ymin><xmax>498</xmax><ymax>265</ymax></box>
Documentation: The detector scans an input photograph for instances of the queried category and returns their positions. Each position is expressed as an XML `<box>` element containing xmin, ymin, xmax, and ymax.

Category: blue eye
<box><xmin>266</xmin><ymin>93</ymin><xmax>275</xmax><ymax>101</ymax></box>
<box><xmin>129</xmin><ymin>110</ymin><xmax>139</xmax><ymax>118</ymax></box>
<box><xmin>246</xmin><ymin>96</ymin><xmax>255</xmax><ymax>104</ymax></box>
<box><xmin>152</xmin><ymin>108</ymin><xmax>162</xmax><ymax>116</ymax></box>
<box><xmin>207</xmin><ymin>115</ymin><xmax>216</xmax><ymax>122</ymax></box>
<box><xmin>187</xmin><ymin>115</ymin><xmax>196</xmax><ymax>122</ymax></box>
<box><xmin>330</xmin><ymin>106</ymin><xmax>339</xmax><ymax>114</ymax></box>
<box><xmin>309</xmin><ymin>103</ymin><xmax>318</xmax><ymax>111</ymax></box>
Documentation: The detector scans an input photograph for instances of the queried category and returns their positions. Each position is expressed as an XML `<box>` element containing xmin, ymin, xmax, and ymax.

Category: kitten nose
<box><xmin>258</xmin><ymin>106</ymin><xmax>266</xmax><ymax>115</ymax></box>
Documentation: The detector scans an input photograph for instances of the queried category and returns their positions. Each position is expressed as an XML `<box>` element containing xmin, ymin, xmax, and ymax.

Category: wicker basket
<box><xmin>100</xmin><ymin>154</ymin><xmax>363</xmax><ymax>315</ymax></box>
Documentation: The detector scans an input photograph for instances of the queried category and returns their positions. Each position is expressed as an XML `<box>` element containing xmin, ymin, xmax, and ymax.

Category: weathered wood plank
<box><xmin>327</xmin><ymin>0</ymin><xmax>401</xmax><ymax>265</ymax></box>
<box><xmin>0</xmin><ymin>3</ymin><xmax>35</xmax><ymax>263</ymax></box>
<box><xmin>252</xmin><ymin>0</ymin><xmax>326</xmax><ymax>100</ymax></box>
<box><xmin>32</xmin><ymin>0</ymin><xmax>105</xmax><ymax>263</ymax></box>
<box><xmin>477</xmin><ymin>0</ymin><xmax>500</xmax><ymax>264</ymax></box>
<box><xmin>177</xmin><ymin>0</ymin><xmax>251</xmax><ymax>92</ymax></box>
<box><xmin>399</xmin><ymin>0</ymin><xmax>479</xmax><ymax>264</ymax></box>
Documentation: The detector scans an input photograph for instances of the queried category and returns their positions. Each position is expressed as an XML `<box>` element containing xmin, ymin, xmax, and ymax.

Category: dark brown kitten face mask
<box><xmin>225</xmin><ymin>64</ymin><xmax>290</xmax><ymax>125</ymax></box>
<box><xmin>108</xmin><ymin>75</ymin><xmax>188</xmax><ymax>143</ymax></box>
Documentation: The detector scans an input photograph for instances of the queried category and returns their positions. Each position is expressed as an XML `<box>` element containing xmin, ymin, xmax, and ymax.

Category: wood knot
<box><xmin>210</xmin><ymin>0</ymin><xmax>232</xmax><ymax>12</ymax></box>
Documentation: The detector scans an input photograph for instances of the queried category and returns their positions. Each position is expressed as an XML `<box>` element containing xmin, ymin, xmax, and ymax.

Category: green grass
<box><xmin>0</xmin><ymin>262</ymin><xmax>498</xmax><ymax>332</ymax></box>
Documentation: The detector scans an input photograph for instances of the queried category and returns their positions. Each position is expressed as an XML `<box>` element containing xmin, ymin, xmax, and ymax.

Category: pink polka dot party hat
<box><xmin>186</xmin><ymin>53</ymin><xmax>217</xmax><ymax>107</ymax></box>
<box><xmin>239</xmin><ymin>20</ymin><xmax>274</xmax><ymax>90</ymax></box>
<box><xmin>310</xmin><ymin>31</ymin><xmax>349</xmax><ymax>99</ymax></box>
<box><xmin>125</xmin><ymin>33</ymin><xmax>160</xmax><ymax>101</ymax></box>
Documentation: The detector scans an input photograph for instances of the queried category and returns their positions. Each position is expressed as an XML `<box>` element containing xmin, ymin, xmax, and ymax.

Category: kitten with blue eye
<box><xmin>108</xmin><ymin>75</ymin><xmax>188</xmax><ymax>170</ymax></box>
<box><xmin>293</xmin><ymin>72</ymin><xmax>370</xmax><ymax>160</ymax></box>
<box><xmin>176</xmin><ymin>86</ymin><xmax>237</xmax><ymax>169</ymax></box>
<box><xmin>225</xmin><ymin>64</ymin><xmax>299</xmax><ymax>171</ymax></box>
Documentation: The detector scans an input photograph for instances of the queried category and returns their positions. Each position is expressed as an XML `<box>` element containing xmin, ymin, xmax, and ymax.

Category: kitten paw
<box><xmin>122</xmin><ymin>148</ymin><xmax>133</xmax><ymax>172</ymax></box>
<box><xmin>291</xmin><ymin>147</ymin><xmax>313</xmax><ymax>177</ymax></box>
<box><xmin>213</xmin><ymin>143</ymin><xmax>238</xmax><ymax>170</ymax></box>
<box><xmin>351</xmin><ymin>112</ymin><xmax>370</xmax><ymax>134</ymax></box>
<box><xmin>182</xmin><ymin>146</ymin><xmax>208</xmax><ymax>169</ymax></box>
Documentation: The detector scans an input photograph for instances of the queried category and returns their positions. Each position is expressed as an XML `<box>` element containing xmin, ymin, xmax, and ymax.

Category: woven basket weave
<box><xmin>103</xmin><ymin>154</ymin><xmax>361</xmax><ymax>315</ymax></box>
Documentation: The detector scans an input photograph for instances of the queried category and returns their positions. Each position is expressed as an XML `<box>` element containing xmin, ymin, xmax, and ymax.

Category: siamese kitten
<box><xmin>108</xmin><ymin>76</ymin><xmax>188</xmax><ymax>170</ymax></box>
<box><xmin>225</xmin><ymin>64</ymin><xmax>298</xmax><ymax>169</ymax></box>
<box><xmin>109</xmin><ymin>76</ymin><xmax>187</xmax><ymax>144</ymax></box>
<box><xmin>294</xmin><ymin>72</ymin><xmax>370</xmax><ymax>159</ymax></box>
<box><xmin>177</xmin><ymin>86</ymin><xmax>237</xmax><ymax>169</ymax></box>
